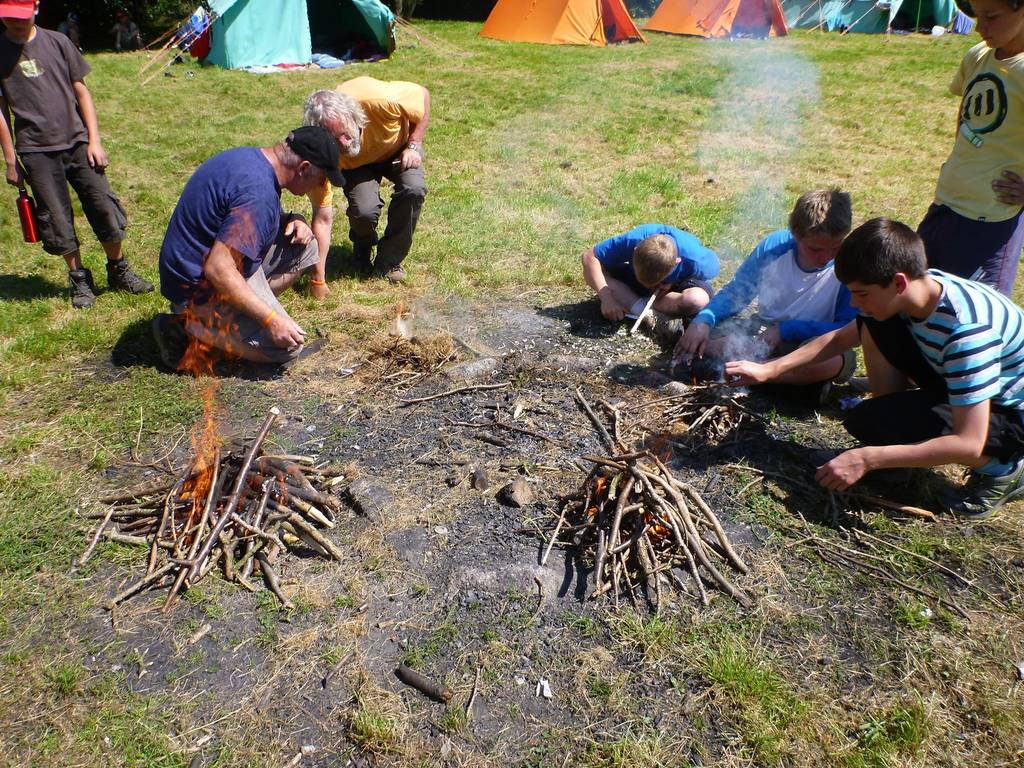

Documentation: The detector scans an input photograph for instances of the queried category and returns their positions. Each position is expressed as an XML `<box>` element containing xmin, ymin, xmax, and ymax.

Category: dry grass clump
<box><xmin>363</xmin><ymin>331</ymin><xmax>458</xmax><ymax>376</ymax></box>
<box><xmin>345</xmin><ymin>671</ymin><xmax>409</xmax><ymax>756</ymax></box>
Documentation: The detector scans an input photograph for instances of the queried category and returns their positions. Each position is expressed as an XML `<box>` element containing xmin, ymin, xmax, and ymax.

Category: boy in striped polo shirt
<box><xmin>724</xmin><ymin>217</ymin><xmax>1024</xmax><ymax>519</ymax></box>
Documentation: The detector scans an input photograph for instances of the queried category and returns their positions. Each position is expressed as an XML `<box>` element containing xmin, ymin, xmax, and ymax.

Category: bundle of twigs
<box><xmin>78</xmin><ymin>408</ymin><xmax>347</xmax><ymax>613</ymax></box>
<box><xmin>644</xmin><ymin>393</ymin><xmax>763</xmax><ymax>445</ymax></box>
<box><xmin>552</xmin><ymin>388</ymin><xmax>751</xmax><ymax>612</ymax></box>
<box><xmin>541</xmin><ymin>455</ymin><xmax>750</xmax><ymax>611</ymax></box>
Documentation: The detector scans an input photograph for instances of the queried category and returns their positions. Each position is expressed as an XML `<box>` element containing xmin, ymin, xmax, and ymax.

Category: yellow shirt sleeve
<box><xmin>307</xmin><ymin>178</ymin><xmax>333</xmax><ymax>210</ymax></box>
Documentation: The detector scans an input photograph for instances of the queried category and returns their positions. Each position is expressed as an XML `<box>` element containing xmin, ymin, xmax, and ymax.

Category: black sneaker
<box><xmin>68</xmin><ymin>268</ymin><xmax>96</xmax><ymax>309</ymax></box>
<box><xmin>107</xmin><ymin>259</ymin><xmax>154</xmax><ymax>294</ymax></box>
<box><xmin>151</xmin><ymin>313</ymin><xmax>188</xmax><ymax>371</ymax></box>
<box><xmin>351</xmin><ymin>245</ymin><xmax>373</xmax><ymax>275</ymax></box>
<box><xmin>939</xmin><ymin>457</ymin><xmax>1024</xmax><ymax>520</ymax></box>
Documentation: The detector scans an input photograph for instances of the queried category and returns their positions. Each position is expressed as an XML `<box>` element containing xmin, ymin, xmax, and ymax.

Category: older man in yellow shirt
<box><xmin>304</xmin><ymin>76</ymin><xmax>430</xmax><ymax>289</ymax></box>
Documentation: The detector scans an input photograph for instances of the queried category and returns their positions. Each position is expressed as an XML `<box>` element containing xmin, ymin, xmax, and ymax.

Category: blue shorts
<box><xmin>918</xmin><ymin>203</ymin><xmax>1024</xmax><ymax>297</ymax></box>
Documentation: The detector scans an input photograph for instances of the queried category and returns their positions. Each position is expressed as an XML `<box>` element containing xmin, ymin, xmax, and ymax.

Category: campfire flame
<box><xmin>176</xmin><ymin>300</ymin><xmax>232</xmax><ymax>528</ymax></box>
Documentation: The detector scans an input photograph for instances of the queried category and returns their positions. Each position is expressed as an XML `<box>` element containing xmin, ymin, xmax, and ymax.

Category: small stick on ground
<box><xmin>399</xmin><ymin>381</ymin><xmax>509</xmax><ymax>406</ymax></box>
<box><xmin>465</xmin><ymin>665</ymin><xmax>482</xmax><ymax>721</ymax></box>
<box><xmin>74</xmin><ymin>505</ymin><xmax>116</xmax><ymax>569</ymax></box>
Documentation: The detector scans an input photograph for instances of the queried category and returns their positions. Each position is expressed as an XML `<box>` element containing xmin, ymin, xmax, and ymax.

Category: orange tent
<box><xmin>480</xmin><ymin>0</ymin><xmax>645</xmax><ymax>46</ymax></box>
<box><xmin>645</xmin><ymin>0</ymin><xmax>788</xmax><ymax>38</ymax></box>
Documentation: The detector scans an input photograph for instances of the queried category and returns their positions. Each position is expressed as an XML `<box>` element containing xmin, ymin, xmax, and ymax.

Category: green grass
<box><xmin>1</xmin><ymin>20</ymin><xmax>1021</xmax><ymax>768</ymax></box>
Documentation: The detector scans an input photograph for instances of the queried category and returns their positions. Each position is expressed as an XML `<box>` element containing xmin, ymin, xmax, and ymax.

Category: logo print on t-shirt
<box><xmin>18</xmin><ymin>58</ymin><xmax>43</xmax><ymax>78</ymax></box>
<box><xmin>959</xmin><ymin>73</ymin><xmax>1008</xmax><ymax>135</ymax></box>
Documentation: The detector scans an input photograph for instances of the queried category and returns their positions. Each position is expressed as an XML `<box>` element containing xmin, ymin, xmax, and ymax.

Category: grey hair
<box><xmin>278</xmin><ymin>139</ymin><xmax>303</xmax><ymax>169</ymax></box>
<box><xmin>303</xmin><ymin>89</ymin><xmax>367</xmax><ymax>131</ymax></box>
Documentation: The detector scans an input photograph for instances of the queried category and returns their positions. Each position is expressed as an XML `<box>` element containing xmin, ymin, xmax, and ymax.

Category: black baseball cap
<box><xmin>285</xmin><ymin>126</ymin><xmax>345</xmax><ymax>186</ymax></box>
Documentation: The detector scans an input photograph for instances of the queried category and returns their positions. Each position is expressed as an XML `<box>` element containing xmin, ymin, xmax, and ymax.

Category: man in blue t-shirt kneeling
<box><xmin>727</xmin><ymin>218</ymin><xmax>1024</xmax><ymax>519</ymax></box>
<box><xmin>153</xmin><ymin>127</ymin><xmax>344</xmax><ymax>370</ymax></box>
<box><xmin>580</xmin><ymin>224</ymin><xmax>720</xmax><ymax>342</ymax></box>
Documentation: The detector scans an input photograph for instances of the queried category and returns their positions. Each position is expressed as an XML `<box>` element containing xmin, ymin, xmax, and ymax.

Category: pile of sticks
<box><xmin>632</xmin><ymin>392</ymin><xmax>762</xmax><ymax>445</ymax></box>
<box><xmin>542</xmin><ymin>452</ymin><xmax>751</xmax><ymax>612</ymax></box>
<box><xmin>78</xmin><ymin>408</ymin><xmax>346</xmax><ymax>612</ymax></box>
<box><xmin>552</xmin><ymin>388</ymin><xmax>751</xmax><ymax>611</ymax></box>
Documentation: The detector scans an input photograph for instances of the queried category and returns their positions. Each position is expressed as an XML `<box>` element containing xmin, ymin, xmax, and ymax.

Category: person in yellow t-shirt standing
<box><xmin>919</xmin><ymin>0</ymin><xmax>1024</xmax><ymax>296</ymax></box>
<box><xmin>303</xmin><ymin>77</ymin><xmax>430</xmax><ymax>289</ymax></box>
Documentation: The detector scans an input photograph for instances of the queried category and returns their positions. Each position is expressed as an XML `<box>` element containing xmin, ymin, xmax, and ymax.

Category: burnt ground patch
<box><xmin>5</xmin><ymin>298</ymin><xmax>1024</xmax><ymax>767</ymax></box>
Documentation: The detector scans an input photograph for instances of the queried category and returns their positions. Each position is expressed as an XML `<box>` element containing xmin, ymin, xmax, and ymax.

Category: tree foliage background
<box><xmin>36</xmin><ymin>0</ymin><xmax>197</xmax><ymax>46</ymax></box>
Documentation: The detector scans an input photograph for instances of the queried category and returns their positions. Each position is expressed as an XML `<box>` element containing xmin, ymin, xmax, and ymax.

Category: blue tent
<box><xmin>782</xmin><ymin>0</ymin><xmax>956</xmax><ymax>32</ymax></box>
<box><xmin>205</xmin><ymin>0</ymin><xmax>395</xmax><ymax>70</ymax></box>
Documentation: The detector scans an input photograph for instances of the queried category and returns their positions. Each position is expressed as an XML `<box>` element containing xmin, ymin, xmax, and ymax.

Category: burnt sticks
<box><xmin>82</xmin><ymin>407</ymin><xmax>350</xmax><ymax>613</ymax></box>
<box><xmin>547</xmin><ymin>452</ymin><xmax>751</xmax><ymax>612</ymax></box>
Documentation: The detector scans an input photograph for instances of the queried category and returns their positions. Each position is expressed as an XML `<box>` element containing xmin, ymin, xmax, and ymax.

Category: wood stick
<box><xmin>540</xmin><ymin>500</ymin><xmax>568</xmax><ymax>566</ymax></box>
<box><xmin>261</xmin><ymin>453</ymin><xmax>316</xmax><ymax>465</ymax></box>
<box><xmin>575</xmin><ymin>387</ymin><xmax>615</xmax><ymax>452</ymax></box>
<box><xmin>629</xmin><ymin>292</ymin><xmax>657</xmax><ymax>335</ymax></box>
<box><xmin>395</xmin><ymin>663</ymin><xmax>452</xmax><ymax>702</ymax></box>
<box><xmin>399</xmin><ymin>381</ymin><xmax>509</xmax><ymax>406</ymax></box>
<box><xmin>255</xmin><ymin>552</ymin><xmax>293</xmax><ymax>609</ymax></box>
<box><xmin>75</xmin><ymin>505</ymin><xmax>116</xmax><ymax>568</ymax></box>
<box><xmin>287</xmin><ymin>513</ymin><xmax>343</xmax><ymax>560</ymax></box>
<box><xmin>107</xmin><ymin>563</ymin><xmax>174</xmax><ymax>609</ymax></box>
<box><xmin>465</xmin><ymin>666</ymin><xmax>482</xmax><ymax>720</ymax></box>
<box><xmin>844</xmin><ymin>493</ymin><xmax>937</xmax><ymax>522</ymax></box>
<box><xmin>102</xmin><ymin>531</ymin><xmax>172</xmax><ymax>548</ymax></box>
<box><xmin>188</xmin><ymin>408</ymin><xmax>279</xmax><ymax>583</ymax></box>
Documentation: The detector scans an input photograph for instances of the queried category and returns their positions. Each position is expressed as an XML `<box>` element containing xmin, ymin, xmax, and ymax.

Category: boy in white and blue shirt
<box><xmin>725</xmin><ymin>217</ymin><xmax>1024</xmax><ymax>519</ymax></box>
<box><xmin>676</xmin><ymin>189</ymin><xmax>856</xmax><ymax>390</ymax></box>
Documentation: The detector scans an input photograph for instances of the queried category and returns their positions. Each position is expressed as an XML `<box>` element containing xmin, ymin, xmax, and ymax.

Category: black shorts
<box><xmin>847</xmin><ymin>315</ymin><xmax>1024</xmax><ymax>461</ymax></box>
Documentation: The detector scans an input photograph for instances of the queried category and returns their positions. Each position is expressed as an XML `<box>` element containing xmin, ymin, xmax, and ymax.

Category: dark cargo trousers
<box><xmin>20</xmin><ymin>142</ymin><xmax>127</xmax><ymax>256</ymax></box>
<box><xmin>343</xmin><ymin>157</ymin><xmax>426</xmax><ymax>271</ymax></box>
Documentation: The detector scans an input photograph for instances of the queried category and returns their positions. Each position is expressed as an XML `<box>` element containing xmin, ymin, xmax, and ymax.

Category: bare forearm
<box><xmin>766</xmin><ymin>322</ymin><xmax>858</xmax><ymax>378</ymax></box>
<box><xmin>205</xmin><ymin>246</ymin><xmax>273</xmax><ymax>323</ymax></box>
<box><xmin>0</xmin><ymin>101</ymin><xmax>15</xmax><ymax>165</ymax></box>
<box><xmin>311</xmin><ymin>208</ymin><xmax>333</xmax><ymax>277</ymax></box>
<box><xmin>857</xmin><ymin>433</ymin><xmax>987</xmax><ymax>473</ymax></box>
<box><xmin>409</xmin><ymin>87</ymin><xmax>430</xmax><ymax>144</ymax></box>
<box><xmin>581</xmin><ymin>250</ymin><xmax>611</xmax><ymax>295</ymax></box>
<box><xmin>73</xmin><ymin>82</ymin><xmax>102</xmax><ymax>144</ymax></box>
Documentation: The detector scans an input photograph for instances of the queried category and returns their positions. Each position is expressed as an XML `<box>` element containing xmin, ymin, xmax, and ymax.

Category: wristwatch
<box><xmin>407</xmin><ymin>141</ymin><xmax>423</xmax><ymax>157</ymax></box>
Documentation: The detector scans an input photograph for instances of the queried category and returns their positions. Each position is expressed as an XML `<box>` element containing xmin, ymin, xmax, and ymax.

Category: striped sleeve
<box><xmin>942</xmin><ymin>323</ymin><xmax>1004</xmax><ymax>406</ymax></box>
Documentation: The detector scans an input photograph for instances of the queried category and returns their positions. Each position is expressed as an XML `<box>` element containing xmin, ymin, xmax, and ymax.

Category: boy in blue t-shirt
<box><xmin>726</xmin><ymin>217</ymin><xmax>1024</xmax><ymax>519</ymax></box>
<box><xmin>675</xmin><ymin>189</ymin><xmax>855</xmax><ymax>390</ymax></box>
<box><xmin>581</xmin><ymin>224</ymin><xmax>719</xmax><ymax>334</ymax></box>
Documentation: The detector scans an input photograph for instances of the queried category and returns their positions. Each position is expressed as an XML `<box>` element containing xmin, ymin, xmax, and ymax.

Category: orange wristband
<box><xmin>262</xmin><ymin>310</ymin><xmax>277</xmax><ymax>327</ymax></box>
<box><xmin>310</xmin><ymin>278</ymin><xmax>326</xmax><ymax>286</ymax></box>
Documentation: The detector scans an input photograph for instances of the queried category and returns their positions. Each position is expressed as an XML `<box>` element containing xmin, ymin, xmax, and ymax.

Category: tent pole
<box><xmin>841</xmin><ymin>1</ymin><xmax>882</xmax><ymax>33</ymax></box>
<box><xmin>793</xmin><ymin>0</ymin><xmax>822</xmax><ymax>26</ymax></box>
<box><xmin>812</xmin><ymin>0</ymin><xmax>860</xmax><ymax>31</ymax></box>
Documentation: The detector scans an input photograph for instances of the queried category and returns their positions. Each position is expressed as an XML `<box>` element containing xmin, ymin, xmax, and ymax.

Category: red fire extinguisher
<box><xmin>16</xmin><ymin>184</ymin><xmax>39</xmax><ymax>243</ymax></box>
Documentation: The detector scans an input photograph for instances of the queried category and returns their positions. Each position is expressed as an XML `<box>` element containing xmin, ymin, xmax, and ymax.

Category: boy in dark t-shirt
<box><xmin>0</xmin><ymin>0</ymin><xmax>151</xmax><ymax>308</ymax></box>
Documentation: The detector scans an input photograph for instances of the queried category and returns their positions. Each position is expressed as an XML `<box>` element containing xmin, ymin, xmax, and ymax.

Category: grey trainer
<box><xmin>939</xmin><ymin>456</ymin><xmax>1024</xmax><ymax>520</ymax></box>
<box><xmin>68</xmin><ymin>268</ymin><xmax>96</xmax><ymax>309</ymax></box>
<box><xmin>375</xmin><ymin>265</ymin><xmax>407</xmax><ymax>284</ymax></box>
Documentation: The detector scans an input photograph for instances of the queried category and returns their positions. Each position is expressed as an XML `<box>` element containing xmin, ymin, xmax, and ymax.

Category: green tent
<box><xmin>781</xmin><ymin>0</ymin><xmax>955</xmax><ymax>32</ymax></box>
<box><xmin>205</xmin><ymin>0</ymin><xmax>395</xmax><ymax>70</ymax></box>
